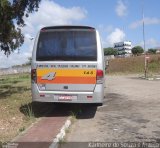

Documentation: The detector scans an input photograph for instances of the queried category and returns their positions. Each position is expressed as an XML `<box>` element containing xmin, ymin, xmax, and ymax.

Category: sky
<box><xmin>0</xmin><ymin>0</ymin><xmax>160</xmax><ymax>68</ymax></box>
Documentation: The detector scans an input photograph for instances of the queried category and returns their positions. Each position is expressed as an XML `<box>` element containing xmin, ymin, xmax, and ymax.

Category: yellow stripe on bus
<box><xmin>37</xmin><ymin>69</ymin><xmax>96</xmax><ymax>77</ymax></box>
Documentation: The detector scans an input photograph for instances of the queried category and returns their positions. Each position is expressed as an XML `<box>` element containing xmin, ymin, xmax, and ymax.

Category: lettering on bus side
<box><xmin>87</xmin><ymin>65</ymin><xmax>97</xmax><ymax>68</ymax></box>
<box><xmin>83</xmin><ymin>71</ymin><xmax>94</xmax><ymax>75</ymax></box>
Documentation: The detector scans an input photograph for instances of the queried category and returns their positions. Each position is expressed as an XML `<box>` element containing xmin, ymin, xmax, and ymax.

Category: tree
<box><xmin>0</xmin><ymin>0</ymin><xmax>41</xmax><ymax>55</ymax></box>
<box><xmin>23</xmin><ymin>57</ymin><xmax>32</xmax><ymax>65</ymax></box>
<box><xmin>104</xmin><ymin>47</ymin><xmax>118</xmax><ymax>55</ymax></box>
<box><xmin>147</xmin><ymin>48</ymin><xmax>157</xmax><ymax>54</ymax></box>
<box><xmin>131</xmin><ymin>46</ymin><xmax>144</xmax><ymax>56</ymax></box>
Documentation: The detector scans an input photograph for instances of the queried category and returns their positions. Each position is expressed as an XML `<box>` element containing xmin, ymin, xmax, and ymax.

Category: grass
<box><xmin>69</xmin><ymin>107</ymin><xmax>82</xmax><ymax>123</ymax></box>
<box><xmin>0</xmin><ymin>73</ymin><xmax>54</xmax><ymax>143</ymax></box>
<box><xmin>106</xmin><ymin>54</ymin><xmax>160</xmax><ymax>76</ymax></box>
<box><xmin>0</xmin><ymin>73</ymin><xmax>33</xmax><ymax>143</ymax></box>
<box><xmin>19</xmin><ymin>127</ymin><xmax>25</xmax><ymax>133</ymax></box>
<box><xmin>21</xmin><ymin>104</ymin><xmax>35</xmax><ymax>120</ymax></box>
<box><xmin>69</xmin><ymin>111</ymin><xmax>77</xmax><ymax>124</ymax></box>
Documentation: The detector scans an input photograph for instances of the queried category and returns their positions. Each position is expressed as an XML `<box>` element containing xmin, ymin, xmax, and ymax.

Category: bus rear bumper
<box><xmin>31</xmin><ymin>83</ymin><xmax>104</xmax><ymax>104</ymax></box>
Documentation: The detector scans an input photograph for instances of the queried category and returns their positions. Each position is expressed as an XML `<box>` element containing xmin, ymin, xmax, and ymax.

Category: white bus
<box><xmin>31</xmin><ymin>26</ymin><xmax>105</xmax><ymax>105</ymax></box>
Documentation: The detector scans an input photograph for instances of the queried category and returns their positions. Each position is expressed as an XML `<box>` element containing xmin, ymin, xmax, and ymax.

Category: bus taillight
<box><xmin>96</xmin><ymin>69</ymin><xmax>104</xmax><ymax>84</ymax></box>
<box><xmin>31</xmin><ymin>69</ymin><xmax>37</xmax><ymax>83</ymax></box>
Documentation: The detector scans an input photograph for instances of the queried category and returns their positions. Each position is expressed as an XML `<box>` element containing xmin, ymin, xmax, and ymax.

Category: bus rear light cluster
<box><xmin>96</xmin><ymin>69</ymin><xmax>104</xmax><ymax>84</ymax></box>
<box><xmin>31</xmin><ymin>69</ymin><xmax>37</xmax><ymax>83</ymax></box>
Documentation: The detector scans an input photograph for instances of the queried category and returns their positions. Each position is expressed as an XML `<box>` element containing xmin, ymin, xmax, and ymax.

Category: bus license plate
<box><xmin>56</xmin><ymin>95</ymin><xmax>77</xmax><ymax>101</ymax></box>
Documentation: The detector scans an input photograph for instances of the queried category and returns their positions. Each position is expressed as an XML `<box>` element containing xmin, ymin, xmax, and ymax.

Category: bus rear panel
<box><xmin>31</xmin><ymin>26</ymin><xmax>105</xmax><ymax>104</ymax></box>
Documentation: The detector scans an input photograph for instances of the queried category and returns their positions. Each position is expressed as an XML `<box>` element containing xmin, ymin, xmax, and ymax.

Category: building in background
<box><xmin>156</xmin><ymin>48</ymin><xmax>160</xmax><ymax>54</ymax></box>
<box><xmin>114</xmin><ymin>41</ymin><xmax>132</xmax><ymax>57</ymax></box>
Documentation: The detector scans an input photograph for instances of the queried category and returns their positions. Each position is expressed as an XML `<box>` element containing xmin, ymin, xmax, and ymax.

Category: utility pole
<box><xmin>142</xmin><ymin>0</ymin><xmax>147</xmax><ymax>78</ymax></box>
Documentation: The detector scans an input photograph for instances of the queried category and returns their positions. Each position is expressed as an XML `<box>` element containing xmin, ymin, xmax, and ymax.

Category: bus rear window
<box><xmin>36</xmin><ymin>30</ymin><xmax>97</xmax><ymax>61</ymax></box>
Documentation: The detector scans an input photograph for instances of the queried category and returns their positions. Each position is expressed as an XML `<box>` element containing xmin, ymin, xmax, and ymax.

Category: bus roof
<box><xmin>41</xmin><ymin>25</ymin><xmax>95</xmax><ymax>30</ymax></box>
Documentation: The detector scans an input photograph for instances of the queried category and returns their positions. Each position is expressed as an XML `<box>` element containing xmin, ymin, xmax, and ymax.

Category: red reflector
<box><xmin>87</xmin><ymin>96</ymin><xmax>93</xmax><ymax>99</ymax></box>
<box><xmin>40</xmin><ymin>94</ymin><xmax>45</xmax><ymax>97</ymax></box>
<box><xmin>96</xmin><ymin>70</ymin><xmax>103</xmax><ymax>77</ymax></box>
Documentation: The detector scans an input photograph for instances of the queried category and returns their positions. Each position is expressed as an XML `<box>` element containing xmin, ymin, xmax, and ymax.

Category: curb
<box><xmin>147</xmin><ymin>77</ymin><xmax>160</xmax><ymax>81</ymax></box>
<box><xmin>49</xmin><ymin>118</ymin><xmax>72</xmax><ymax>148</ymax></box>
<box><xmin>139</xmin><ymin>76</ymin><xmax>160</xmax><ymax>81</ymax></box>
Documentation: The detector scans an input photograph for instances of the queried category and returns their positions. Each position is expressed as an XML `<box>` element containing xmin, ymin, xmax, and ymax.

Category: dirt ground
<box><xmin>65</xmin><ymin>75</ymin><xmax>160</xmax><ymax>143</ymax></box>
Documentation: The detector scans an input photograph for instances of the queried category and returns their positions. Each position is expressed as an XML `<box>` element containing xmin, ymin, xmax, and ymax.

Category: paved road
<box><xmin>64</xmin><ymin>75</ymin><xmax>160</xmax><ymax>143</ymax></box>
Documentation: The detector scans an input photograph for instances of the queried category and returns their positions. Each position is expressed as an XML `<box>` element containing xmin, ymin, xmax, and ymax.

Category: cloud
<box><xmin>0</xmin><ymin>0</ymin><xmax>87</xmax><ymax>68</ymax></box>
<box><xmin>130</xmin><ymin>17</ymin><xmax>160</xmax><ymax>29</ymax></box>
<box><xmin>98</xmin><ymin>25</ymin><xmax>114</xmax><ymax>33</ymax></box>
<box><xmin>105</xmin><ymin>28</ymin><xmax>126</xmax><ymax>47</ymax></box>
<box><xmin>22</xmin><ymin>0</ymin><xmax>87</xmax><ymax>35</ymax></box>
<box><xmin>0</xmin><ymin>52</ymin><xmax>31</xmax><ymax>68</ymax></box>
<box><xmin>115</xmin><ymin>0</ymin><xmax>127</xmax><ymax>17</ymax></box>
<box><xmin>97</xmin><ymin>25</ymin><xmax>126</xmax><ymax>47</ymax></box>
<box><xmin>138</xmin><ymin>38</ymin><xmax>160</xmax><ymax>49</ymax></box>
